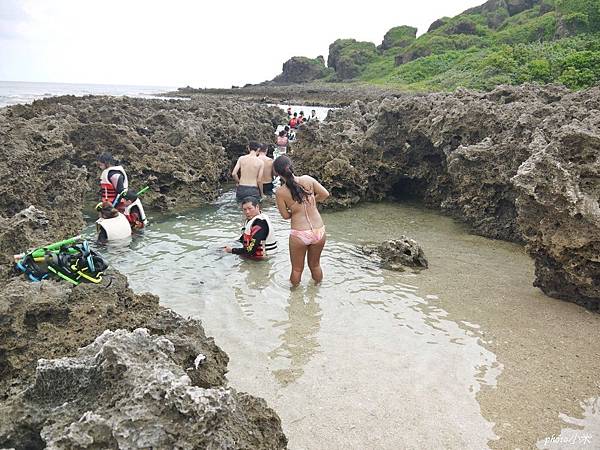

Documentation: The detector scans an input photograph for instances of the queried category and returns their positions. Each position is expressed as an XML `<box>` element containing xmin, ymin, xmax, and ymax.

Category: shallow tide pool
<box><xmin>87</xmin><ymin>191</ymin><xmax>600</xmax><ymax>449</ymax></box>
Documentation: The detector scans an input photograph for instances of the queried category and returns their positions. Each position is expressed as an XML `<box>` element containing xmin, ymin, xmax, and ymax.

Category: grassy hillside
<box><xmin>278</xmin><ymin>0</ymin><xmax>600</xmax><ymax>91</ymax></box>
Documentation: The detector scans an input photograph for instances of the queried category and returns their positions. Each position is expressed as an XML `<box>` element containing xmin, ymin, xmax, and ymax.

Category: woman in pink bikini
<box><xmin>273</xmin><ymin>156</ymin><xmax>329</xmax><ymax>286</ymax></box>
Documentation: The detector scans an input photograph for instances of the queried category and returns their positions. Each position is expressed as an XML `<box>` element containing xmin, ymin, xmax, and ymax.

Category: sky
<box><xmin>0</xmin><ymin>0</ymin><xmax>486</xmax><ymax>88</ymax></box>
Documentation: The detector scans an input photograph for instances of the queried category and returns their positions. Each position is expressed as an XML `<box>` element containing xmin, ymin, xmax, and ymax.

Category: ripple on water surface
<box><xmin>87</xmin><ymin>192</ymin><xmax>518</xmax><ymax>449</ymax></box>
<box><xmin>89</xmin><ymin>193</ymin><xmax>593</xmax><ymax>449</ymax></box>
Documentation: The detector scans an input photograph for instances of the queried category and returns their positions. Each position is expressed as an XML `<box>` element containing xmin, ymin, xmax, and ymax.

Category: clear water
<box><xmin>0</xmin><ymin>80</ymin><xmax>179</xmax><ymax>108</ymax></box>
<box><xmin>84</xmin><ymin>190</ymin><xmax>600</xmax><ymax>449</ymax></box>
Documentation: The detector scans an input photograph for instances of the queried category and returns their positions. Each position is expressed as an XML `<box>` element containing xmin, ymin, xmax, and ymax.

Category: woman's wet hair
<box><xmin>278</xmin><ymin>130</ymin><xmax>286</xmax><ymax>137</ymax></box>
<box><xmin>97</xmin><ymin>152</ymin><xmax>118</xmax><ymax>166</ymax></box>
<box><xmin>273</xmin><ymin>155</ymin><xmax>309</xmax><ymax>204</ymax></box>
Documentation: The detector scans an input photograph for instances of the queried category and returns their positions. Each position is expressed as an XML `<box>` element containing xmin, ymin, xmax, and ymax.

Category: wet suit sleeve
<box><xmin>108</xmin><ymin>170</ymin><xmax>125</xmax><ymax>194</ymax></box>
<box><xmin>232</xmin><ymin>219</ymin><xmax>268</xmax><ymax>256</ymax></box>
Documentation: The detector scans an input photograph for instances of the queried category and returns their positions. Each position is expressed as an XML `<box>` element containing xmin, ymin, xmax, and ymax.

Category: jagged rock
<box><xmin>362</xmin><ymin>237</ymin><xmax>428</xmax><ymax>271</ymax></box>
<box><xmin>272</xmin><ymin>56</ymin><xmax>330</xmax><ymax>83</ymax></box>
<box><xmin>289</xmin><ymin>83</ymin><xmax>600</xmax><ymax>309</ymax></box>
<box><xmin>0</xmin><ymin>328</ymin><xmax>287</xmax><ymax>449</ymax></box>
<box><xmin>0</xmin><ymin>94</ymin><xmax>289</xmax><ymax>448</ymax></box>
<box><xmin>0</xmin><ymin>95</ymin><xmax>286</xmax><ymax>221</ymax></box>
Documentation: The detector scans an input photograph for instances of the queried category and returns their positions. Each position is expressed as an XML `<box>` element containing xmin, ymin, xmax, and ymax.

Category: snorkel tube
<box><xmin>112</xmin><ymin>186</ymin><xmax>150</xmax><ymax>207</ymax></box>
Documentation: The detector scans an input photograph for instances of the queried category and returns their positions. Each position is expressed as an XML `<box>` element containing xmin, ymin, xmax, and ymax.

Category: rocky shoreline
<box><xmin>0</xmin><ymin>82</ymin><xmax>598</xmax><ymax>446</ymax></box>
<box><xmin>279</xmin><ymin>83</ymin><xmax>599</xmax><ymax>310</ymax></box>
<box><xmin>0</xmin><ymin>95</ymin><xmax>288</xmax><ymax>448</ymax></box>
<box><xmin>166</xmin><ymin>83</ymin><xmax>407</xmax><ymax>107</ymax></box>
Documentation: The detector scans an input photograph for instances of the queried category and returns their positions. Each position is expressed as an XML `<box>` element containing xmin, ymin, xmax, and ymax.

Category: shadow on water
<box><xmin>269</xmin><ymin>284</ymin><xmax>322</xmax><ymax>386</ymax></box>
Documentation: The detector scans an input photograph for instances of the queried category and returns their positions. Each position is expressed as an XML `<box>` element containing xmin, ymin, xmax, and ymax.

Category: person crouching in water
<box><xmin>273</xmin><ymin>155</ymin><xmax>329</xmax><ymax>285</ymax></box>
<box><xmin>96</xmin><ymin>202</ymin><xmax>132</xmax><ymax>242</ymax></box>
<box><xmin>223</xmin><ymin>197</ymin><xmax>277</xmax><ymax>259</ymax></box>
<box><xmin>122</xmin><ymin>189</ymin><xmax>148</xmax><ymax>230</ymax></box>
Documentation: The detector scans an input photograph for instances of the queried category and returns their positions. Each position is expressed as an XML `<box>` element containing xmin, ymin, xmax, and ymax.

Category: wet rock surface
<box><xmin>286</xmin><ymin>83</ymin><xmax>599</xmax><ymax>309</ymax></box>
<box><xmin>362</xmin><ymin>237</ymin><xmax>428</xmax><ymax>271</ymax></box>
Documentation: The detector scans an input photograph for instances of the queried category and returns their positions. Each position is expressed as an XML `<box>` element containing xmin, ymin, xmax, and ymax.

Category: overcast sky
<box><xmin>0</xmin><ymin>0</ymin><xmax>485</xmax><ymax>88</ymax></box>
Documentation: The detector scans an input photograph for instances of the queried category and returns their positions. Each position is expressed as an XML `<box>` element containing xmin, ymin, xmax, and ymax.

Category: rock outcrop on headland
<box><xmin>290</xmin><ymin>83</ymin><xmax>600</xmax><ymax>310</ymax></box>
<box><xmin>272</xmin><ymin>56</ymin><xmax>331</xmax><ymax>84</ymax></box>
<box><xmin>0</xmin><ymin>95</ymin><xmax>288</xmax><ymax>448</ymax></box>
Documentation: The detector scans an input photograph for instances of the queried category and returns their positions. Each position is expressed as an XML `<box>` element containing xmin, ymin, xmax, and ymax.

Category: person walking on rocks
<box><xmin>273</xmin><ymin>155</ymin><xmax>329</xmax><ymax>286</ymax></box>
<box><xmin>258</xmin><ymin>144</ymin><xmax>275</xmax><ymax>196</ymax></box>
<box><xmin>275</xmin><ymin>130</ymin><xmax>288</xmax><ymax>159</ymax></box>
<box><xmin>232</xmin><ymin>142</ymin><xmax>264</xmax><ymax>203</ymax></box>
<box><xmin>97</xmin><ymin>152</ymin><xmax>128</xmax><ymax>211</ymax></box>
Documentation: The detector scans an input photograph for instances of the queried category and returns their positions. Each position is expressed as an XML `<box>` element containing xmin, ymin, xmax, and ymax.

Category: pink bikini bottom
<box><xmin>290</xmin><ymin>226</ymin><xmax>326</xmax><ymax>245</ymax></box>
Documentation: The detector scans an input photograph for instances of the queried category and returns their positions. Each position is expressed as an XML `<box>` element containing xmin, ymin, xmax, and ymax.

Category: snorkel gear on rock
<box><xmin>14</xmin><ymin>238</ymin><xmax>108</xmax><ymax>285</ymax></box>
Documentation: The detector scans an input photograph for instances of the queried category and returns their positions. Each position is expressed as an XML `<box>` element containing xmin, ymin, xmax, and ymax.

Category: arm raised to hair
<box><xmin>231</xmin><ymin>157</ymin><xmax>241</xmax><ymax>183</ymax></box>
<box><xmin>311</xmin><ymin>177</ymin><xmax>329</xmax><ymax>203</ymax></box>
<box><xmin>275</xmin><ymin>190</ymin><xmax>291</xmax><ymax>220</ymax></box>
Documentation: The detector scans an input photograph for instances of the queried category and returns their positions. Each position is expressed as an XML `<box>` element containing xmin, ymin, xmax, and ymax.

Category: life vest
<box><xmin>96</xmin><ymin>213</ymin><xmax>132</xmax><ymax>241</ymax></box>
<box><xmin>124</xmin><ymin>198</ymin><xmax>148</xmax><ymax>228</ymax></box>
<box><xmin>100</xmin><ymin>166</ymin><xmax>129</xmax><ymax>204</ymax></box>
<box><xmin>242</xmin><ymin>213</ymin><xmax>277</xmax><ymax>259</ymax></box>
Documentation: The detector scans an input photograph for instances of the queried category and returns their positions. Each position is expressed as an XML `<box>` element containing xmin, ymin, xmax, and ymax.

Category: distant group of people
<box><xmin>287</xmin><ymin>107</ymin><xmax>317</xmax><ymax>129</ymax></box>
<box><xmin>95</xmin><ymin>152</ymin><xmax>147</xmax><ymax>242</ymax></box>
<box><xmin>226</xmin><ymin>119</ymin><xmax>329</xmax><ymax>285</ymax></box>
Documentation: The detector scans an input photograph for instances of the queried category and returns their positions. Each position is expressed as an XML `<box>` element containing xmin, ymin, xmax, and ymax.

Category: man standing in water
<box><xmin>258</xmin><ymin>144</ymin><xmax>274</xmax><ymax>196</ymax></box>
<box><xmin>223</xmin><ymin>197</ymin><xmax>277</xmax><ymax>259</ymax></box>
<box><xmin>232</xmin><ymin>142</ymin><xmax>264</xmax><ymax>203</ymax></box>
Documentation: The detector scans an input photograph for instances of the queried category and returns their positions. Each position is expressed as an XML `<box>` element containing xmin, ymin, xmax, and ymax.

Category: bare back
<box><xmin>276</xmin><ymin>175</ymin><xmax>327</xmax><ymax>230</ymax></box>
<box><xmin>237</xmin><ymin>154</ymin><xmax>264</xmax><ymax>187</ymax></box>
<box><xmin>258</xmin><ymin>155</ymin><xmax>274</xmax><ymax>184</ymax></box>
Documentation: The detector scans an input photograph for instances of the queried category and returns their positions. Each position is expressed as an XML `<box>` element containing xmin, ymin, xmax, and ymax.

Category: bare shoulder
<box><xmin>276</xmin><ymin>184</ymin><xmax>291</xmax><ymax>198</ymax></box>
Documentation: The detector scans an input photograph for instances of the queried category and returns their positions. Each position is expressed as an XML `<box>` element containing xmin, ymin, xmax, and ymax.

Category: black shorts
<box><xmin>263</xmin><ymin>182</ymin><xmax>274</xmax><ymax>196</ymax></box>
<box><xmin>236</xmin><ymin>185</ymin><xmax>261</xmax><ymax>203</ymax></box>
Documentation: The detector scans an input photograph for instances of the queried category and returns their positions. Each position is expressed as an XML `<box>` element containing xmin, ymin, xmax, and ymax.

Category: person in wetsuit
<box><xmin>97</xmin><ymin>152</ymin><xmax>128</xmax><ymax>212</ymax></box>
<box><xmin>223</xmin><ymin>197</ymin><xmax>277</xmax><ymax>259</ymax></box>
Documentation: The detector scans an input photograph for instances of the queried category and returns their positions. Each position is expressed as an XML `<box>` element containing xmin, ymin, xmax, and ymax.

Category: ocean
<box><xmin>0</xmin><ymin>80</ymin><xmax>178</xmax><ymax>108</ymax></box>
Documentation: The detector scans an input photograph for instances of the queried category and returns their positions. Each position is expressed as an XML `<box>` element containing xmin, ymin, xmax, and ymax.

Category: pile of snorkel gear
<box><xmin>14</xmin><ymin>236</ymin><xmax>108</xmax><ymax>285</ymax></box>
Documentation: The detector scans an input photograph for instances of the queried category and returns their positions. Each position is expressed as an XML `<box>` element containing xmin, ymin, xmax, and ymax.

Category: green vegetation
<box><xmin>327</xmin><ymin>39</ymin><xmax>379</xmax><ymax>80</ymax></box>
<box><xmin>286</xmin><ymin>0</ymin><xmax>600</xmax><ymax>91</ymax></box>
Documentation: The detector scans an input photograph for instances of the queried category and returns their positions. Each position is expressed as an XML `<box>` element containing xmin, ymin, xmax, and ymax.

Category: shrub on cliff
<box><xmin>378</xmin><ymin>26</ymin><xmax>417</xmax><ymax>51</ymax></box>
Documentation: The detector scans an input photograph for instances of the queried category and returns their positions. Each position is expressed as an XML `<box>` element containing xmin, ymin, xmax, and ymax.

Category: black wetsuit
<box><xmin>231</xmin><ymin>219</ymin><xmax>269</xmax><ymax>258</ymax></box>
<box><xmin>107</xmin><ymin>170</ymin><xmax>126</xmax><ymax>194</ymax></box>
